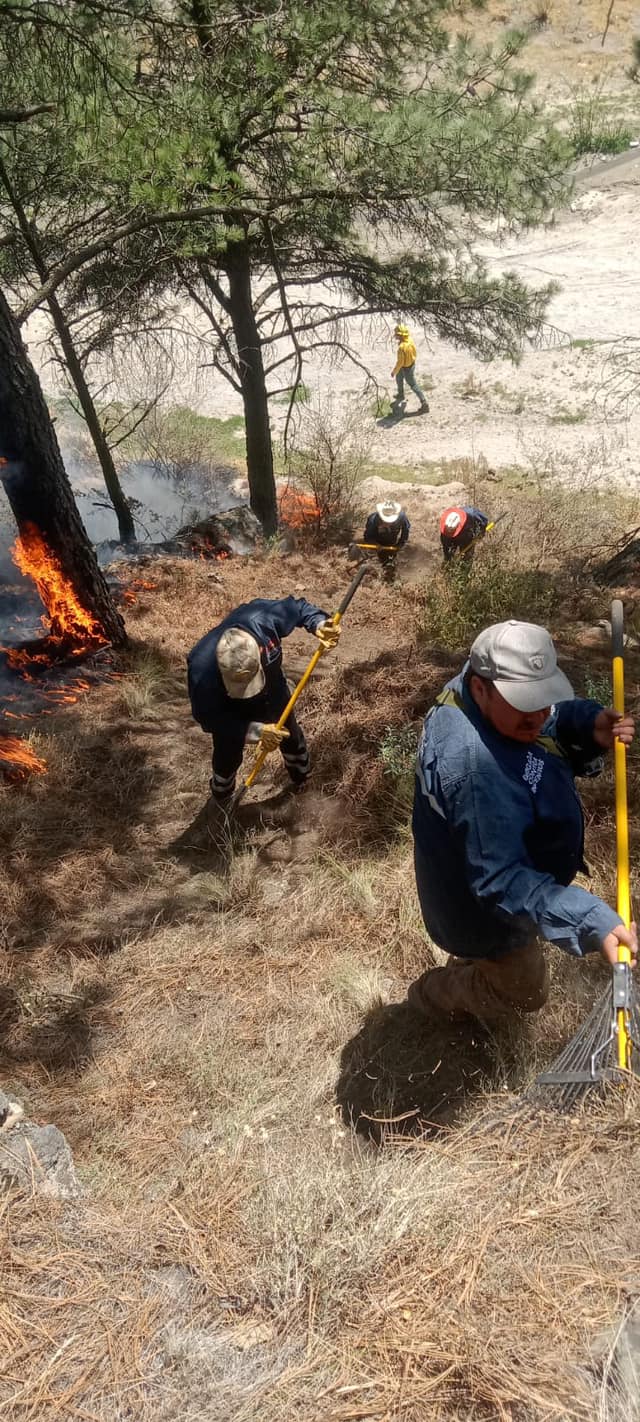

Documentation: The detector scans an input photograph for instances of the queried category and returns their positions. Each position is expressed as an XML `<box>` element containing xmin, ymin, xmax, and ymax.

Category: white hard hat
<box><xmin>376</xmin><ymin>500</ymin><xmax>402</xmax><ymax>523</ymax></box>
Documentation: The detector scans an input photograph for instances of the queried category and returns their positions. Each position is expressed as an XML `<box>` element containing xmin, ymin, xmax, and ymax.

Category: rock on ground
<box><xmin>0</xmin><ymin>1118</ymin><xmax>80</xmax><ymax>1199</ymax></box>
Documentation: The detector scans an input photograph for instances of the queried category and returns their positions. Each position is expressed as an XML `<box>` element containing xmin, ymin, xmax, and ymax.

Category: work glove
<box><xmin>258</xmin><ymin>723</ymin><xmax>290</xmax><ymax>754</ymax></box>
<box><xmin>315</xmin><ymin>619</ymin><xmax>340</xmax><ymax>651</ymax></box>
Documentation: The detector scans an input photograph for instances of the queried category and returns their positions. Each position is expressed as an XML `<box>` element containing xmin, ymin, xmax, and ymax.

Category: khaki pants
<box><xmin>408</xmin><ymin>941</ymin><xmax>550</xmax><ymax>1024</ymax></box>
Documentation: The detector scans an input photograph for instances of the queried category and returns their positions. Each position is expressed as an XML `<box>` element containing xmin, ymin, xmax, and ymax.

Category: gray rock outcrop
<box><xmin>0</xmin><ymin>1092</ymin><xmax>80</xmax><ymax>1199</ymax></box>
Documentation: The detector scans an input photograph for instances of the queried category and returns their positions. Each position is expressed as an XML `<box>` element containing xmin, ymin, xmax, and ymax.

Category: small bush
<box><xmin>274</xmin><ymin>383</ymin><xmax>311</xmax><ymax>406</ymax></box>
<box><xmin>282</xmin><ymin>397</ymin><xmax>370</xmax><ymax>543</ymax></box>
<box><xmin>549</xmin><ymin>404</ymin><xmax>588</xmax><ymax>425</ymax></box>
<box><xmin>378</xmin><ymin>724</ymin><xmax>420</xmax><ymax>809</ymax></box>
<box><xmin>455</xmin><ymin>372</ymin><xmax>485</xmax><ymax>400</ymax></box>
<box><xmin>569</xmin><ymin>87</ymin><xmax>631</xmax><ymax>157</ymax></box>
<box><xmin>582</xmin><ymin>672</ymin><xmax>612</xmax><ymax>705</ymax></box>
<box><xmin>417</xmin><ymin>556</ymin><xmax>557</xmax><ymax>651</ymax></box>
<box><xmin>530</xmin><ymin>4</ymin><xmax>549</xmax><ymax>28</ymax></box>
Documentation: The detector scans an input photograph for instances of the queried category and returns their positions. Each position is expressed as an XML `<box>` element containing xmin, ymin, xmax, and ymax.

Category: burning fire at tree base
<box><xmin>0</xmin><ymin>504</ymin><xmax>249</xmax><ymax>784</ymax></box>
<box><xmin>1</xmin><ymin>522</ymin><xmax>113</xmax><ymax>783</ymax></box>
<box><xmin>3</xmin><ymin>521</ymin><xmax>108</xmax><ymax>672</ymax></box>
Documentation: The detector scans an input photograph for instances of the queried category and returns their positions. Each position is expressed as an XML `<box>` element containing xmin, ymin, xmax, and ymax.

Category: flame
<box><xmin>195</xmin><ymin>538</ymin><xmax>231</xmax><ymax>561</ymax></box>
<box><xmin>278</xmin><ymin>488</ymin><xmax>321</xmax><ymax>529</ymax></box>
<box><xmin>9</xmin><ymin>523</ymin><xmax>106</xmax><ymax>653</ymax></box>
<box><xmin>0</xmin><ymin>734</ymin><xmax>47</xmax><ymax>782</ymax></box>
<box><xmin>119</xmin><ymin>577</ymin><xmax>158</xmax><ymax>606</ymax></box>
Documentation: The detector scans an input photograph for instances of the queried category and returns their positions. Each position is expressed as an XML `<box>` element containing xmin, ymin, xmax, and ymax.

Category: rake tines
<box><xmin>526</xmin><ymin>977</ymin><xmax>640</xmax><ymax>1113</ymax></box>
<box><xmin>525</xmin><ymin>598</ymin><xmax>638</xmax><ymax>1114</ymax></box>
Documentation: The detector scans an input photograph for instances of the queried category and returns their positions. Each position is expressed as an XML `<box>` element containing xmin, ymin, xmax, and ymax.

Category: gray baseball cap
<box><xmin>217</xmin><ymin>628</ymin><xmax>266</xmax><ymax>699</ymax></box>
<box><xmin>469</xmin><ymin>620</ymin><xmax>574</xmax><ymax>713</ymax></box>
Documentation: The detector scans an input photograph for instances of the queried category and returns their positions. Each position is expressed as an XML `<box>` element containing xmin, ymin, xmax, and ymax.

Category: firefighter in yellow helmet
<box><xmin>391</xmin><ymin>323</ymin><xmax>429</xmax><ymax>415</ymax></box>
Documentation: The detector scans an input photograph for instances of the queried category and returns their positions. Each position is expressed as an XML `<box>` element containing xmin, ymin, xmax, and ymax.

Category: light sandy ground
<box><xmin>22</xmin><ymin>157</ymin><xmax>640</xmax><ymax>495</ymax></box>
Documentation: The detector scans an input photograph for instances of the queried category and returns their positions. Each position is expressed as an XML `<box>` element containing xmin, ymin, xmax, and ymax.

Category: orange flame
<box><xmin>9</xmin><ymin>523</ymin><xmax>106</xmax><ymax>651</ymax></box>
<box><xmin>120</xmin><ymin>577</ymin><xmax>159</xmax><ymax>606</ymax></box>
<box><xmin>0</xmin><ymin>735</ymin><xmax>47</xmax><ymax>781</ymax></box>
<box><xmin>278</xmin><ymin>488</ymin><xmax>321</xmax><ymax>529</ymax></box>
<box><xmin>194</xmin><ymin>538</ymin><xmax>231</xmax><ymax>561</ymax></box>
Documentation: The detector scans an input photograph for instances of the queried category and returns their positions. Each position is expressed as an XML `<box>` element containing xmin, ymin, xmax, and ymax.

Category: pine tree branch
<box><xmin>176</xmin><ymin>265</ymin><xmax>240</xmax><ymax>387</ymax></box>
<box><xmin>262</xmin><ymin>220</ymin><xmax>305</xmax><ymax>458</ymax></box>
<box><xmin>198</xmin><ymin>260</ymin><xmax>232</xmax><ymax>317</ymax></box>
<box><xmin>602</xmin><ymin>0</ymin><xmax>616</xmax><ymax>46</ymax></box>
<box><xmin>0</xmin><ymin>103</ymin><xmax>56</xmax><ymax>125</ymax></box>
<box><xmin>17</xmin><ymin>201</ymin><xmax>270</xmax><ymax>320</ymax></box>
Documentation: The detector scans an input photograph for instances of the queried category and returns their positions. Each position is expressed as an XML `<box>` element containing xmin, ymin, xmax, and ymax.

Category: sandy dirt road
<box><xmin>22</xmin><ymin>156</ymin><xmax>640</xmax><ymax>493</ymax></box>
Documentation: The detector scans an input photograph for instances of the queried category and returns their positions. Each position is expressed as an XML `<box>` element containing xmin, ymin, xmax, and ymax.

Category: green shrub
<box><xmin>274</xmin><ymin>383</ymin><xmax>311</xmax><ymax>406</ymax></box>
<box><xmin>582</xmin><ymin>672</ymin><xmax>612</xmax><ymax>706</ymax></box>
<box><xmin>378</xmin><ymin>724</ymin><xmax>420</xmax><ymax>810</ymax></box>
<box><xmin>549</xmin><ymin>405</ymin><xmax>588</xmax><ymax>425</ymax></box>
<box><xmin>569</xmin><ymin>88</ymin><xmax>631</xmax><ymax>157</ymax></box>
<box><xmin>417</xmin><ymin>556</ymin><xmax>557</xmax><ymax>652</ymax></box>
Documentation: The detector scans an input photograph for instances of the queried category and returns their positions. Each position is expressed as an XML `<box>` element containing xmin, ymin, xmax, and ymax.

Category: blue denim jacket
<box><xmin>412</xmin><ymin>671</ymin><xmax>619</xmax><ymax>959</ymax></box>
<box><xmin>187</xmin><ymin>596</ymin><xmax>327</xmax><ymax>734</ymax></box>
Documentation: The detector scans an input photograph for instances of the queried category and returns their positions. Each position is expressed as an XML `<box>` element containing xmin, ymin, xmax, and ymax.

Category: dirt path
<box><xmin>23</xmin><ymin>165</ymin><xmax>640</xmax><ymax>495</ymax></box>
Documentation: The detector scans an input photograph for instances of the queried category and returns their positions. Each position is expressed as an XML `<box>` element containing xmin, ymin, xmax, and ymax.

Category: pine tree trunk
<box><xmin>0</xmin><ymin>160</ymin><xmax>136</xmax><ymax>544</ymax></box>
<box><xmin>0</xmin><ymin>288</ymin><xmax>126</xmax><ymax>646</ymax></box>
<box><xmin>226</xmin><ymin>240</ymin><xmax>278</xmax><ymax>537</ymax></box>
<box><xmin>47</xmin><ymin>292</ymin><xmax>136</xmax><ymax>544</ymax></box>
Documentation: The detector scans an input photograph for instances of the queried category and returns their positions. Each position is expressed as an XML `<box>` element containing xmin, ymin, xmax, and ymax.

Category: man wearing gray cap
<box><xmin>188</xmin><ymin>595</ymin><xmax>340</xmax><ymax>805</ymax></box>
<box><xmin>410</xmin><ymin>620</ymin><xmax>636</xmax><ymax>1023</ymax></box>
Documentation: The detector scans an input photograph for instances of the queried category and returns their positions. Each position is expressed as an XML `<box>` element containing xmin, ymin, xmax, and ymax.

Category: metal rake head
<box><xmin>526</xmin><ymin>971</ymin><xmax>640</xmax><ymax>1113</ymax></box>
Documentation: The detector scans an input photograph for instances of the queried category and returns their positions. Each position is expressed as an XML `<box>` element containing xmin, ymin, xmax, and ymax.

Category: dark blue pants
<box><xmin>211</xmin><ymin>674</ymin><xmax>310</xmax><ymax>800</ymax></box>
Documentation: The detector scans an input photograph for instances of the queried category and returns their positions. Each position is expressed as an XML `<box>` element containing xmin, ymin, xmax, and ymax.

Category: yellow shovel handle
<box><xmin>612</xmin><ymin>599</ymin><xmax>631</xmax><ymax>1068</ymax></box>
<box><xmin>243</xmin><ymin>642</ymin><xmax>324</xmax><ymax>790</ymax></box>
<box><xmin>243</xmin><ymin>564</ymin><xmax>369</xmax><ymax>792</ymax></box>
<box><xmin>353</xmin><ymin>543</ymin><xmax>399</xmax><ymax>552</ymax></box>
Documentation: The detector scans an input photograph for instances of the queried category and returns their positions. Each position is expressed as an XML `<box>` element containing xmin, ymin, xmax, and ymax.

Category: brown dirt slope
<box><xmin>2</xmin><ymin>530</ymin><xmax>640</xmax><ymax>1420</ymax></box>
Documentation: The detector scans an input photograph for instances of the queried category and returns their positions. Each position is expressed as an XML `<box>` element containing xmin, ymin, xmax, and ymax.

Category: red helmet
<box><xmin>439</xmin><ymin>506</ymin><xmax>468</xmax><ymax>539</ymax></box>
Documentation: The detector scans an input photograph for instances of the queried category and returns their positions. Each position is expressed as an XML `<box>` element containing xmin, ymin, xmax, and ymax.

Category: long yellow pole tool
<box><xmin>611</xmin><ymin>599</ymin><xmax>633</xmax><ymax>1070</ymax></box>
<box><xmin>462</xmin><ymin>512</ymin><xmax>507</xmax><ymax>555</ymax></box>
<box><xmin>231</xmin><ymin>563</ymin><xmax>371</xmax><ymax>810</ymax></box>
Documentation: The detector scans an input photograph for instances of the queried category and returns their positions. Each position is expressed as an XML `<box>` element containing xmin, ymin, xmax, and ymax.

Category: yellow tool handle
<box><xmin>354</xmin><ymin>542</ymin><xmax>397</xmax><ymax>551</ymax></box>
<box><xmin>243</xmin><ymin>643</ymin><xmax>324</xmax><ymax>790</ymax></box>
<box><xmin>464</xmin><ymin>514</ymin><xmax>506</xmax><ymax>552</ymax></box>
<box><xmin>611</xmin><ymin>599</ymin><xmax>631</xmax><ymax>1068</ymax></box>
<box><xmin>243</xmin><ymin>564</ymin><xmax>369</xmax><ymax>793</ymax></box>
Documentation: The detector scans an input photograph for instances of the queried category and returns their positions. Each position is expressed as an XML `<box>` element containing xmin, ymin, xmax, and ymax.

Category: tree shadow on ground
<box><xmin>336</xmin><ymin>1000</ymin><xmax>524</xmax><ymax>1141</ymax></box>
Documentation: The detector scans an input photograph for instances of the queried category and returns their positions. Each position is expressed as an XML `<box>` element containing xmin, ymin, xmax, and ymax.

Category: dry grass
<box><xmin>2</xmin><ymin>514</ymin><xmax>640</xmax><ymax>1419</ymax></box>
